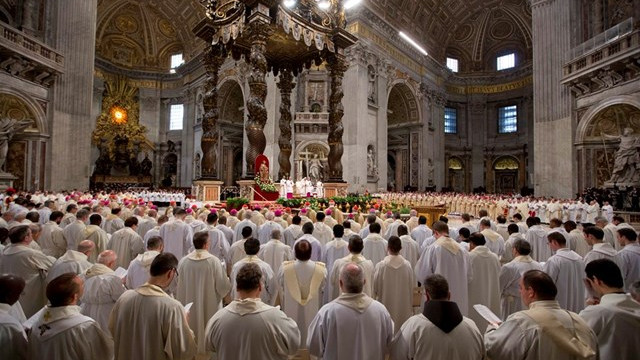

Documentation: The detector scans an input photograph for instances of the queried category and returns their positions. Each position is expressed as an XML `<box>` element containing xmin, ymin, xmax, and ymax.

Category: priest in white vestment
<box><xmin>46</xmin><ymin>240</ymin><xmax>94</xmax><ymax>284</ymax></box>
<box><xmin>143</xmin><ymin>214</ymin><xmax>168</xmax><ymax>246</ymax></box>
<box><xmin>158</xmin><ymin>209</ymin><xmax>193</xmax><ymax>259</ymax></box>
<box><xmin>373</xmin><ymin>236</ymin><xmax>415</xmax><ymax>332</ymax></box>
<box><xmin>499</xmin><ymin>239</ymin><xmax>543</xmax><ymax>319</ymax></box>
<box><xmin>278</xmin><ymin>240</ymin><xmax>326</xmax><ymax>354</ymax></box>
<box><xmin>103</xmin><ymin>208</ymin><xmax>124</xmax><ymax>235</ymax></box>
<box><xmin>502</xmin><ymin>223</ymin><xmax>525</xmax><ymax>264</ymax></box>
<box><xmin>583</xmin><ymin>225</ymin><xmax>621</xmax><ymax>268</ymax></box>
<box><xmin>397</xmin><ymin>225</ymin><xmax>419</xmax><ymax>268</ymax></box>
<box><xmin>257</xmin><ymin>212</ymin><xmax>285</xmax><ymax>245</ymax></box>
<box><xmin>216</xmin><ymin>215</ymin><xmax>235</xmax><ymax>245</ymax></box>
<box><xmin>485</xmin><ymin>270</ymin><xmax>598</xmax><ymax>360</ymax></box>
<box><xmin>109</xmin><ymin>253</ymin><xmax>197</xmax><ymax>360</ymax></box>
<box><xmin>0</xmin><ymin>275</ymin><xmax>28</xmax><ymax>360</ymax></box>
<box><xmin>39</xmin><ymin>211</ymin><xmax>67</xmax><ymax>258</ymax></box>
<box><xmin>565</xmin><ymin>220</ymin><xmax>591</xmax><ymax>256</ymax></box>
<box><xmin>329</xmin><ymin>235</ymin><xmax>375</xmax><ymax>300</ymax></box>
<box><xmin>230</xmin><ymin>238</ymin><xmax>277</xmax><ymax>305</ymax></box>
<box><xmin>28</xmin><ymin>273</ymin><xmax>114</xmax><ymax>360</ymax></box>
<box><xmin>526</xmin><ymin>217</ymin><xmax>552</xmax><ymax>262</ymax></box>
<box><xmin>233</xmin><ymin>212</ymin><xmax>257</xmax><ymax>243</ymax></box>
<box><xmin>467</xmin><ymin>232</ymin><xmax>501</xmax><ymax>330</ymax></box>
<box><xmin>81</xmin><ymin>250</ymin><xmax>127</xmax><ymax>331</ymax></box>
<box><xmin>615</xmin><ymin>227</ymin><xmax>640</xmax><ymax>291</ymax></box>
<box><xmin>580</xmin><ymin>259</ymin><xmax>640</xmax><ymax>360</ymax></box>
<box><xmin>415</xmin><ymin>221</ymin><xmax>471</xmax><ymax>315</ymax></box>
<box><xmin>543</xmin><ymin>232</ymin><xmax>586</xmax><ymax>312</ymax></box>
<box><xmin>479</xmin><ymin>219</ymin><xmax>505</xmax><ymax>257</ymax></box>
<box><xmin>84</xmin><ymin>214</ymin><xmax>109</xmax><ymax>263</ymax></box>
<box><xmin>312</xmin><ymin>212</ymin><xmax>333</xmax><ymax>246</ymax></box>
<box><xmin>296</xmin><ymin>222</ymin><xmax>324</xmax><ymax>262</ymax></box>
<box><xmin>308</xmin><ymin>263</ymin><xmax>394</xmax><ymax>360</ymax></box>
<box><xmin>205</xmin><ymin>262</ymin><xmax>300</xmax><ymax>359</ymax></box>
<box><xmin>228</xmin><ymin>226</ymin><xmax>253</xmax><ymax>270</ymax></box>
<box><xmin>176</xmin><ymin>231</ymin><xmax>230</xmax><ymax>356</ymax></box>
<box><xmin>204</xmin><ymin>212</ymin><xmax>230</xmax><ymax>263</ymax></box>
<box><xmin>362</xmin><ymin>222</ymin><xmax>388</xmax><ymax>265</ymax></box>
<box><xmin>136</xmin><ymin>209</ymin><xmax>157</xmax><ymax>239</ymax></box>
<box><xmin>126</xmin><ymin>235</ymin><xmax>163</xmax><ymax>289</ymax></box>
<box><xmin>410</xmin><ymin>216</ymin><xmax>433</xmax><ymax>249</ymax></box>
<box><xmin>283</xmin><ymin>215</ymin><xmax>304</xmax><ymax>247</ymax></box>
<box><xmin>108</xmin><ymin>217</ymin><xmax>145</xmax><ymax>268</ymax></box>
<box><xmin>258</xmin><ymin>228</ymin><xmax>293</xmax><ymax>276</ymax></box>
<box><xmin>390</xmin><ymin>274</ymin><xmax>484</xmax><ymax>360</ymax></box>
<box><xmin>62</xmin><ymin>209</ymin><xmax>89</xmax><ymax>251</ymax></box>
<box><xmin>59</xmin><ymin>204</ymin><xmax>77</xmax><ymax>229</ymax></box>
<box><xmin>0</xmin><ymin>225</ymin><xmax>55</xmax><ymax>317</ymax></box>
<box><xmin>322</xmin><ymin>224</ymin><xmax>349</xmax><ymax>277</ymax></box>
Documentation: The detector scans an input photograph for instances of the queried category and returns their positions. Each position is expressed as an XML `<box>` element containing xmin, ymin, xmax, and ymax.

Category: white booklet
<box><xmin>114</xmin><ymin>267</ymin><xmax>128</xmax><ymax>279</ymax></box>
<box><xmin>473</xmin><ymin>304</ymin><xmax>502</xmax><ymax>326</ymax></box>
<box><xmin>184</xmin><ymin>302</ymin><xmax>193</xmax><ymax>313</ymax></box>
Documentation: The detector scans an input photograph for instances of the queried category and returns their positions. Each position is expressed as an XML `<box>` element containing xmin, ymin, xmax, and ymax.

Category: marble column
<box><xmin>277</xmin><ymin>70</ymin><xmax>294</xmax><ymax>179</ymax></box>
<box><xmin>50</xmin><ymin>0</ymin><xmax>97</xmax><ymax>190</ymax></box>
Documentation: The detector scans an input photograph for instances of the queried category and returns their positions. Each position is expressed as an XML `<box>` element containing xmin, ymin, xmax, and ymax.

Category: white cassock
<box><xmin>0</xmin><ymin>303</ymin><xmax>28</xmax><ymax>360</ymax></box>
<box><xmin>602</xmin><ymin>223</ymin><xmax>618</xmax><ymax>250</ymax></box>
<box><xmin>226</xmin><ymin>216</ymin><xmax>239</xmax><ymax>230</ymax></box>
<box><xmin>257</xmin><ymin>221</ymin><xmax>284</xmax><ymax>245</ymax></box>
<box><xmin>0</xmin><ymin>244</ymin><xmax>54</xmax><ymax>317</ymax></box>
<box><xmin>205</xmin><ymin>225</ymin><xmax>230</xmax><ymax>263</ymax></box>
<box><xmin>176</xmin><ymin>249</ymin><xmax>230</xmax><ymax>355</ymax></box>
<box><xmin>485</xmin><ymin>300</ymin><xmax>598</xmax><ymax>360</ymax></box>
<box><xmin>143</xmin><ymin>226</ymin><xmax>160</xmax><ymax>246</ymax></box>
<box><xmin>398</xmin><ymin>235</ymin><xmax>419</xmax><ymax>269</ymax></box>
<box><xmin>543</xmin><ymin>248</ymin><xmax>586</xmax><ymax>313</ymax></box>
<box><xmin>103</xmin><ymin>215</ymin><xmax>124</xmax><ymax>235</ymax></box>
<box><xmin>205</xmin><ymin>298</ymin><xmax>300</xmax><ymax>359</ymax></box>
<box><xmin>480</xmin><ymin>229</ymin><xmax>506</xmax><ymax>258</ymax></box>
<box><xmin>467</xmin><ymin>246</ymin><xmax>501</xmax><ymax>330</ymax></box>
<box><xmin>584</xmin><ymin>243</ymin><xmax>621</xmax><ymax>267</ymax></box>
<box><xmin>568</xmin><ymin>229</ymin><xmax>590</xmax><ymax>257</ymax></box>
<box><xmin>411</xmin><ymin>225</ymin><xmax>433</xmax><ymax>249</ymax></box>
<box><xmin>586</xmin><ymin>203</ymin><xmax>599</xmax><ymax>224</ymax></box>
<box><xmin>502</xmin><ymin>233</ymin><xmax>525</xmax><ymax>264</ymax></box>
<box><xmin>228</xmin><ymin>238</ymin><xmax>248</xmax><ymax>267</ymax></box>
<box><xmin>27</xmin><ymin>305</ymin><xmax>113</xmax><ymax>360</ymax></box>
<box><xmin>109</xmin><ymin>284</ymin><xmax>197</xmax><ymax>360</ymax></box>
<box><xmin>39</xmin><ymin>221</ymin><xmax>67</xmax><ymax>258</ymax></box>
<box><xmin>108</xmin><ymin>227</ymin><xmax>145</xmax><ymax>268</ymax></box>
<box><xmin>295</xmin><ymin>235</ymin><xmax>323</xmax><ymax>262</ymax></box>
<box><xmin>216</xmin><ymin>224</ymin><xmax>234</xmax><ymax>245</ymax></box>
<box><xmin>526</xmin><ymin>225</ymin><xmax>551</xmax><ymax>262</ymax></box>
<box><xmin>258</xmin><ymin>239</ymin><xmax>294</xmax><ymax>276</ymax></box>
<box><xmin>307</xmin><ymin>293</ymin><xmax>394</xmax><ymax>360</ymax></box>
<box><xmin>499</xmin><ymin>255</ymin><xmax>543</xmax><ymax>319</ymax></box>
<box><xmin>45</xmin><ymin>250</ymin><xmax>93</xmax><ymax>284</ymax></box>
<box><xmin>189</xmin><ymin>220</ymin><xmax>207</xmax><ymax>234</ymax></box>
<box><xmin>279</xmin><ymin>179</ymin><xmax>286</xmax><ymax>198</ymax></box>
<box><xmin>136</xmin><ymin>217</ymin><xmax>157</xmax><ymax>239</ymax></box>
<box><xmin>59</xmin><ymin>213</ymin><xmax>76</xmax><ymax>229</ymax></box>
<box><xmin>312</xmin><ymin>222</ymin><xmax>333</xmax><ymax>246</ymax></box>
<box><xmin>278</xmin><ymin>260</ymin><xmax>326</xmax><ymax>347</ymax></box>
<box><xmin>329</xmin><ymin>254</ymin><xmax>375</xmax><ymax>300</ymax></box>
<box><xmin>383</xmin><ymin>220</ymin><xmax>404</xmax><ymax>240</ymax></box>
<box><xmin>159</xmin><ymin>219</ymin><xmax>193</xmax><ymax>259</ymax></box>
<box><xmin>362</xmin><ymin>234</ymin><xmax>388</xmax><ymax>265</ymax></box>
<box><xmin>83</xmin><ymin>225</ymin><xmax>109</xmax><ymax>263</ymax></box>
<box><xmin>81</xmin><ymin>263</ymin><xmax>127</xmax><ymax>331</ymax></box>
<box><xmin>283</xmin><ymin>224</ymin><xmax>303</xmax><ymax>247</ymax></box>
<box><xmin>373</xmin><ymin>255</ymin><xmax>415</xmax><ymax>333</ymax></box>
<box><xmin>233</xmin><ymin>219</ymin><xmax>257</xmax><ymax>243</ymax></box>
<box><xmin>125</xmin><ymin>250</ymin><xmax>160</xmax><ymax>289</ymax></box>
<box><xmin>230</xmin><ymin>256</ymin><xmax>277</xmax><ymax>305</ymax></box>
<box><xmin>322</xmin><ymin>238</ymin><xmax>349</xmax><ymax>275</ymax></box>
<box><xmin>579</xmin><ymin>293</ymin><xmax>640</xmax><ymax>360</ymax></box>
<box><xmin>62</xmin><ymin>220</ymin><xmax>86</xmax><ymax>251</ymax></box>
<box><xmin>415</xmin><ymin>237</ymin><xmax>471</xmax><ymax>315</ymax></box>
<box><xmin>390</xmin><ymin>302</ymin><xmax>484</xmax><ymax>360</ymax></box>
<box><xmin>617</xmin><ymin>242</ymin><xmax>640</xmax><ymax>292</ymax></box>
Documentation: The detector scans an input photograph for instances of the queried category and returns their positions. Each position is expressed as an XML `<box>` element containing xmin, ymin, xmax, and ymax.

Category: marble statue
<box><xmin>0</xmin><ymin>118</ymin><xmax>31</xmax><ymax>174</ymax></box>
<box><xmin>308</xmin><ymin>154</ymin><xmax>324</xmax><ymax>182</ymax></box>
<box><xmin>603</xmin><ymin>127</ymin><xmax>640</xmax><ymax>184</ymax></box>
<box><xmin>367</xmin><ymin>146</ymin><xmax>377</xmax><ymax>178</ymax></box>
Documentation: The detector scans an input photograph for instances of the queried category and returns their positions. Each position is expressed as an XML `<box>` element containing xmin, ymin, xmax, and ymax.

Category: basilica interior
<box><xmin>0</xmin><ymin>0</ymin><xmax>638</xmax><ymax>198</ymax></box>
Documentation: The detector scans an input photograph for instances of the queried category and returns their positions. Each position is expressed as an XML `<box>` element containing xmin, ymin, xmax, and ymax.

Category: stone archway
<box><xmin>493</xmin><ymin>156</ymin><xmax>520</xmax><ymax>194</ymax></box>
<box><xmin>448</xmin><ymin>156</ymin><xmax>465</xmax><ymax>193</ymax></box>
<box><xmin>294</xmin><ymin>141</ymin><xmax>329</xmax><ymax>182</ymax></box>
<box><xmin>387</xmin><ymin>82</ymin><xmax>420</xmax><ymax>191</ymax></box>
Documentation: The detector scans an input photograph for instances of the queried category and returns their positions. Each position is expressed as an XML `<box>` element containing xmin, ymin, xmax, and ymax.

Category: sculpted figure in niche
<box><xmin>140</xmin><ymin>153</ymin><xmax>152</xmax><ymax>177</ymax></box>
<box><xmin>308</xmin><ymin>154</ymin><xmax>324</xmax><ymax>183</ymax></box>
<box><xmin>367</xmin><ymin>146</ymin><xmax>377</xmax><ymax>177</ymax></box>
<box><xmin>603</xmin><ymin>127</ymin><xmax>640</xmax><ymax>184</ymax></box>
<box><xmin>367</xmin><ymin>65</ymin><xmax>377</xmax><ymax>103</ymax></box>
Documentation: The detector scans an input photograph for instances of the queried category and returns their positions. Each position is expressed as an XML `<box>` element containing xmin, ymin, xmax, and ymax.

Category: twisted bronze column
<box><xmin>277</xmin><ymin>69</ymin><xmax>295</xmax><ymax>179</ymax></box>
<box><xmin>201</xmin><ymin>44</ymin><xmax>226</xmax><ymax>179</ymax></box>
<box><xmin>327</xmin><ymin>54</ymin><xmax>348</xmax><ymax>182</ymax></box>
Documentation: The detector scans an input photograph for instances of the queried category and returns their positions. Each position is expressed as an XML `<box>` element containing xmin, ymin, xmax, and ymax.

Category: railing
<box><xmin>0</xmin><ymin>23</ymin><xmax>64</xmax><ymax>71</ymax></box>
<box><xmin>569</xmin><ymin>18</ymin><xmax>633</xmax><ymax>60</ymax></box>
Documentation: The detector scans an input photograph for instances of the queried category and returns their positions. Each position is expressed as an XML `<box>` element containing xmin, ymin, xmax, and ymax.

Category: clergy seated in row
<box><xmin>308</xmin><ymin>263</ymin><xmax>394</xmax><ymax>360</ymax></box>
<box><xmin>467</xmin><ymin>232</ymin><xmax>501</xmax><ymax>331</ymax></box>
<box><xmin>82</xmin><ymin>250</ymin><xmax>126</xmax><ymax>332</ymax></box>
<box><xmin>159</xmin><ymin>209</ymin><xmax>193</xmax><ymax>259</ymax></box>
<box><xmin>45</xmin><ymin>240</ymin><xmax>95</xmax><ymax>284</ymax></box>
<box><xmin>176</xmin><ymin>230</ymin><xmax>230</xmax><ymax>357</ymax></box>
<box><xmin>373</xmin><ymin>236</ymin><xmax>415</xmax><ymax>333</ymax></box>
<box><xmin>397</xmin><ymin>225</ymin><xmax>419</xmax><ymax>269</ymax></box>
<box><xmin>204</xmin><ymin>212</ymin><xmax>230</xmax><ymax>263</ymax></box>
<box><xmin>0</xmin><ymin>274</ymin><xmax>28</xmax><ymax>360</ymax></box>
<box><xmin>278</xmin><ymin>239</ymin><xmax>327</xmax><ymax>357</ymax></box>
<box><xmin>390</xmin><ymin>274</ymin><xmax>484</xmax><ymax>360</ymax></box>
<box><xmin>580</xmin><ymin>259</ymin><xmax>640</xmax><ymax>360</ymax></box>
<box><xmin>229</xmin><ymin>226</ymin><xmax>253</xmax><ymax>270</ymax></box>
<box><xmin>362</xmin><ymin>222</ymin><xmax>387</xmax><ymax>265</ymax></box>
<box><xmin>296</xmin><ymin>222</ymin><xmax>324</xmax><ymax>262</ymax></box>
<box><xmin>499</xmin><ymin>239</ymin><xmax>543</xmax><ymax>319</ymax></box>
<box><xmin>616</xmin><ymin>227</ymin><xmax>640</xmax><ymax>292</ymax></box>
<box><xmin>84</xmin><ymin>214</ymin><xmax>109</xmax><ymax>263</ymax></box>
<box><xmin>283</xmin><ymin>215</ymin><xmax>304</xmax><ymax>248</ymax></box>
<box><xmin>62</xmin><ymin>209</ymin><xmax>89</xmax><ymax>252</ymax></box>
<box><xmin>0</xmin><ymin>225</ymin><xmax>55</xmax><ymax>318</ymax></box>
<box><xmin>109</xmin><ymin>253</ymin><xmax>197</xmax><ymax>360</ymax></box>
<box><xmin>583</xmin><ymin>226</ymin><xmax>620</xmax><ymax>268</ymax></box>
<box><xmin>108</xmin><ymin>217</ymin><xmax>145</xmax><ymax>269</ymax></box>
<box><xmin>416</xmin><ymin>221</ymin><xmax>471</xmax><ymax>316</ymax></box>
<box><xmin>485</xmin><ymin>270</ymin><xmax>598</xmax><ymax>360</ymax></box>
<box><xmin>259</xmin><ymin>228</ymin><xmax>294</xmax><ymax>276</ymax></box>
<box><xmin>230</xmin><ymin>237</ymin><xmax>277</xmax><ymax>305</ymax></box>
<box><xmin>544</xmin><ymin>232</ymin><xmax>586</xmax><ymax>313</ymax></box>
<box><xmin>126</xmin><ymin>236</ymin><xmax>163</xmax><ymax>289</ymax></box>
<box><xmin>329</xmin><ymin>235</ymin><xmax>374</xmax><ymax>301</ymax></box>
<box><xmin>28</xmin><ymin>273</ymin><xmax>114</xmax><ymax>360</ymax></box>
<box><xmin>39</xmin><ymin>211</ymin><xmax>66</xmax><ymax>258</ymax></box>
<box><xmin>205</xmin><ymin>262</ymin><xmax>300</xmax><ymax>359</ymax></box>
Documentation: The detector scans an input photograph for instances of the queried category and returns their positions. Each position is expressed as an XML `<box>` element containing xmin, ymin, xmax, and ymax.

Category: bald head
<box><xmin>77</xmin><ymin>240</ymin><xmax>95</xmax><ymax>255</ymax></box>
<box><xmin>98</xmin><ymin>250</ymin><xmax>117</xmax><ymax>269</ymax></box>
<box><xmin>0</xmin><ymin>274</ymin><xmax>26</xmax><ymax>305</ymax></box>
<box><xmin>339</xmin><ymin>263</ymin><xmax>365</xmax><ymax>294</ymax></box>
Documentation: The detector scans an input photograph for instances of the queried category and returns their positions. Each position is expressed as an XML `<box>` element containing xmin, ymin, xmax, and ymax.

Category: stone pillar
<box><xmin>326</xmin><ymin>54</ymin><xmax>348</xmax><ymax>182</ymax></box>
<box><xmin>201</xmin><ymin>45</ymin><xmax>226</xmax><ymax>180</ymax></box>
<box><xmin>50</xmin><ymin>0</ymin><xmax>97</xmax><ymax>190</ymax></box>
<box><xmin>593</xmin><ymin>0</ymin><xmax>603</xmax><ymax>35</ymax></box>
<box><xmin>277</xmin><ymin>70</ymin><xmax>294</xmax><ymax>179</ymax></box>
<box><xmin>245</xmin><ymin>23</ymin><xmax>270</xmax><ymax>177</ymax></box>
<box><xmin>532</xmin><ymin>0</ymin><xmax>580</xmax><ymax>197</ymax></box>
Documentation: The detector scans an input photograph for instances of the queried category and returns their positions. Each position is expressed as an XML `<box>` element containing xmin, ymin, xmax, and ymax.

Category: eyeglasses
<box><xmin>172</xmin><ymin>268</ymin><xmax>179</xmax><ymax>277</ymax></box>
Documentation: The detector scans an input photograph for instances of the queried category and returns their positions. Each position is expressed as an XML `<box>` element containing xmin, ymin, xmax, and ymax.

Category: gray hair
<box><xmin>265</xmin><ymin>212</ymin><xmax>274</xmax><ymax>221</ymax></box>
<box><xmin>76</xmin><ymin>209</ymin><xmax>90</xmax><ymax>220</ymax></box>
<box><xmin>594</xmin><ymin>216</ymin><xmax>608</xmax><ymax>224</ymax></box>
<box><xmin>97</xmin><ymin>250</ymin><xmax>117</xmax><ymax>266</ymax></box>
<box><xmin>271</xmin><ymin>228</ymin><xmax>281</xmax><ymax>240</ymax></box>
<box><xmin>340</xmin><ymin>263</ymin><xmax>364</xmax><ymax>294</ymax></box>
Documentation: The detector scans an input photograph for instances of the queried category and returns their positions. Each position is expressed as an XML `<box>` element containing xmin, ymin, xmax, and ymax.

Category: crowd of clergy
<box><xmin>0</xmin><ymin>189</ymin><xmax>639</xmax><ymax>359</ymax></box>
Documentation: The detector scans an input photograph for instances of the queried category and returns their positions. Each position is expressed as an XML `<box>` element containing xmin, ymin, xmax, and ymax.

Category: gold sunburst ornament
<box><xmin>110</xmin><ymin>106</ymin><xmax>128</xmax><ymax>124</ymax></box>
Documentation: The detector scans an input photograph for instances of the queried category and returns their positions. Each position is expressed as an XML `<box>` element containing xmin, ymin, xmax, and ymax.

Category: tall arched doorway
<box><xmin>448</xmin><ymin>157</ymin><xmax>465</xmax><ymax>193</ymax></box>
<box><xmin>493</xmin><ymin>156</ymin><xmax>520</xmax><ymax>194</ymax></box>
<box><xmin>387</xmin><ymin>82</ymin><xmax>420</xmax><ymax>191</ymax></box>
<box><xmin>217</xmin><ymin>80</ymin><xmax>245</xmax><ymax>185</ymax></box>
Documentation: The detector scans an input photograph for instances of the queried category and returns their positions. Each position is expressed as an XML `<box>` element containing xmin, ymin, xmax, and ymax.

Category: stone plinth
<box><xmin>0</xmin><ymin>172</ymin><xmax>17</xmax><ymax>191</ymax></box>
<box><xmin>194</xmin><ymin>180</ymin><xmax>224</xmax><ymax>202</ymax></box>
<box><xmin>237</xmin><ymin>180</ymin><xmax>256</xmax><ymax>201</ymax></box>
<box><xmin>323</xmin><ymin>182</ymin><xmax>349</xmax><ymax>198</ymax></box>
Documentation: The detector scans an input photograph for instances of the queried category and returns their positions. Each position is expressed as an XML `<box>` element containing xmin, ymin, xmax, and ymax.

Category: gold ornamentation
<box><xmin>0</xmin><ymin>94</ymin><xmax>37</xmax><ymax>131</ymax></box>
<box><xmin>493</xmin><ymin>156</ymin><xmax>519</xmax><ymax>170</ymax></box>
